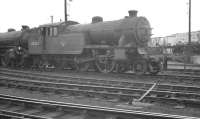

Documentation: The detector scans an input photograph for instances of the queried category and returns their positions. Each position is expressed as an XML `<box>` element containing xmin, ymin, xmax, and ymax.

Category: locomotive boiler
<box><xmin>0</xmin><ymin>10</ymin><xmax>160</xmax><ymax>74</ymax></box>
<box><xmin>67</xmin><ymin>10</ymin><xmax>150</xmax><ymax>48</ymax></box>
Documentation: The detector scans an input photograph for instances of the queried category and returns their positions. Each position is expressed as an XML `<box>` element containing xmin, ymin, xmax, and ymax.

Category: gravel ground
<box><xmin>0</xmin><ymin>87</ymin><xmax>200</xmax><ymax>117</ymax></box>
<box><xmin>28</xmin><ymin>69</ymin><xmax>200</xmax><ymax>87</ymax></box>
<box><xmin>1</xmin><ymin>68</ymin><xmax>200</xmax><ymax>117</ymax></box>
<box><xmin>9</xmin><ymin>67</ymin><xmax>200</xmax><ymax>84</ymax></box>
<box><xmin>27</xmin><ymin>70</ymin><xmax>160</xmax><ymax>84</ymax></box>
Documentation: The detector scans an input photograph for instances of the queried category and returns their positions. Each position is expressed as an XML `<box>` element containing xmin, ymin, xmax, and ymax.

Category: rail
<box><xmin>0</xmin><ymin>94</ymin><xmax>199</xmax><ymax>119</ymax></box>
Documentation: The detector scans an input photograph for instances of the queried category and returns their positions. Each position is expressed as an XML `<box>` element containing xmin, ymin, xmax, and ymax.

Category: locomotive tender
<box><xmin>0</xmin><ymin>10</ymin><xmax>160</xmax><ymax>74</ymax></box>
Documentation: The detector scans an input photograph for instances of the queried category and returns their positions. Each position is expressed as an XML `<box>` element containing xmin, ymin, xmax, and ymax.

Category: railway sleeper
<box><xmin>3</xmin><ymin>81</ymin><xmax>200</xmax><ymax>101</ymax></box>
<box><xmin>0</xmin><ymin>83</ymin><xmax>199</xmax><ymax>104</ymax></box>
<box><xmin>3</xmin><ymin>71</ymin><xmax>200</xmax><ymax>95</ymax></box>
<box><xmin>1</xmin><ymin>76</ymin><xmax>200</xmax><ymax>108</ymax></box>
<box><xmin>2</xmin><ymin>71</ymin><xmax>200</xmax><ymax>94</ymax></box>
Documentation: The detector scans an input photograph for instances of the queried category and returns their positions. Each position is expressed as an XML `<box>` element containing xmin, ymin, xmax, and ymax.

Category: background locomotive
<box><xmin>0</xmin><ymin>10</ymin><xmax>160</xmax><ymax>74</ymax></box>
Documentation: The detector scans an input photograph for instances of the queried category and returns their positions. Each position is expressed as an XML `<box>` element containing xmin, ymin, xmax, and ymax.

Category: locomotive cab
<box><xmin>29</xmin><ymin>21</ymin><xmax>85</xmax><ymax>55</ymax></box>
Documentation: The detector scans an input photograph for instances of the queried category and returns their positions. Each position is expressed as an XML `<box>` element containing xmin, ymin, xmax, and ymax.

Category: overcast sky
<box><xmin>0</xmin><ymin>0</ymin><xmax>199</xmax><ymax>37</ymax></box>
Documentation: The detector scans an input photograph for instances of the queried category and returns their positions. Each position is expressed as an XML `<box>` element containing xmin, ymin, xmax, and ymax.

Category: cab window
<box><xmin>50</xmin><ymin>27</ymin><xmax>53</xmax><ymax>36</ymax></box>
<box><xmin>46</xmin><ymin>27</ymin><xmax>50</xmax><ymax>36</ymax></box>
<box><xmin>40</xmin><ymin>27</ymin><xmax>58</xmax><ymax>37</ymax></box>
<box><xmin>53</xmin><ymin>27</ymin><xmax>58</xmax><ymax>36</ymax></box>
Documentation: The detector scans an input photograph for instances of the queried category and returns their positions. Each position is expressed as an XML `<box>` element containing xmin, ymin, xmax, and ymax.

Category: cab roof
<box><xmin>39</xmin><ymin>21</ymin><xmax>79</xmax><ymax>28</ymax></box>
<box><xmin>39</xmin><ymin>22</ymin><xmax>65</xmax><ymax>28</ymax></box>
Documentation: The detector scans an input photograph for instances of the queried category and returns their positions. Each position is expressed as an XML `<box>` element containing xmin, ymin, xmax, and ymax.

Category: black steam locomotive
<box><xmin>0</xmin><ymin>10</ymin><xmax>160</xmax><ymax>74</ymax></box>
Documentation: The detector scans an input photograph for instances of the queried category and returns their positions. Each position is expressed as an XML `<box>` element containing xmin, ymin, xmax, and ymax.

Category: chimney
<box><xmin>128</xmin><ymin>10</ymin><xmax>138</xmax><ymax>17</ymax></box>
<box><xmin>92</xmin><ymin>16</ymin><xmax>103</xmax><ymax>23</ymax></box>
<box><xmin>8</xmin><ymin>28</ymin><xmax>16</xmax><ymax>32</ymax></box>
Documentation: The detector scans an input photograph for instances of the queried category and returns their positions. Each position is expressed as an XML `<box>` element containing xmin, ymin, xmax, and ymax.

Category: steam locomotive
<box><xmin>0</xmin><ymin>10</ymin><xmax>161</xmax><ymax>74</ymax></box>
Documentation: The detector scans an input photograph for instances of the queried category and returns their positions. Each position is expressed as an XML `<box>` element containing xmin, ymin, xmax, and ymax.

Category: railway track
<box><xmin>1</xmin><ymin>67</ymin><xmax>200</xmax><ymax>86</ymax></box>
<box><xmin>0</xmin><ymin>94</ymin><xmax>199</xmax><ymax>119</ymax></box>
<box><xmin>0</xmin><ymin>68</ymin><xmax>200</xmax><ymax>107</ymax></box>
<box><xmin>166</xmin><ymin>69</ymin><xmax>200</xmax><ymax>76</ymax></box>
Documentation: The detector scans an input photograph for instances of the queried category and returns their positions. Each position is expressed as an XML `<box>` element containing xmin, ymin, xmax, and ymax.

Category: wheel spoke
<box><xmin>1</xmin><ymin>54</ymin><xmax>10</xmax><ymax>67</ymax></box>
<box><xmin>148</xmin><ymin>62</ymin><xmax>160</xmax><ymax>75</ymax></box>
<box><xmin>78</xmin><ymin>62</ymin><xmax>90</xmax><ymax>72</ymax></box>
<box><xmin>134</xmin><ymin>63</ymin><xmax>145</xmax><ymax>75</ymax></box>
<box><xmin>95</xmin><ymin>56</ymin><xmax>115</xmax><ymax>73</ymax></box>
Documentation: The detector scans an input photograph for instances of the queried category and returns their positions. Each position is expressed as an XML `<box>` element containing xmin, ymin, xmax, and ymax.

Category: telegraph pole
<box><xmin>50</xmin><ymin>16</ymin><xmax>54</xmax><ymax>24</ymax></box>
<box><xmin>64</xmin><ymin>0</ymin><xmax>67</xmax><ymax>22</ymax></box>
<box><xmin>188</xmin><ymin>0</ymin><xmax>191</xmax><ymax>44</ymax></box>
<box><xmin>185</xmin><ymin>0</ymin><xmax>192</xmax><ymax>66</ymax></box>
